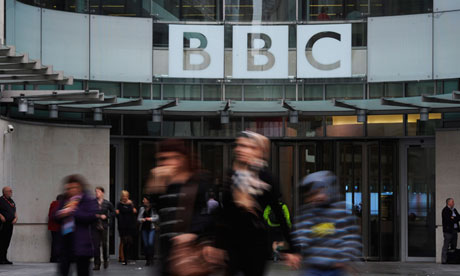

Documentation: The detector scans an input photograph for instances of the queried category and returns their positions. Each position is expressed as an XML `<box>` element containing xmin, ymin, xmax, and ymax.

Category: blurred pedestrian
<box><xmin>207</xmin><ymin>192</ymin><xmax>219</xmax><ymax>215</ymax></box>
<box><xmin>116</xmin><ymin>190</ymin><xmax>137</xmax><ymax>265</ymax></box>
<box><xmin>146</xmin><ymin>139</ymin><xmax>222</xmax><ymax>276</ymax></box>
<box><xmin>93</xmin><ymin>186</ymin><xmax>115</xmax><ymax>270</ymax></box>
<box><xmin>137</xmin><ymin>195</ymin><xmax>159</xmax><ymax>266</ymax></box>
<box><xmin>48</xmin><ymin>194</ymin><xmax>64</xmax><ymax>263</ymax></box>
<box><xmin>55</xmin><ymin>174</ymin><xmax>98</xmax><ymax>276</ymax></box>
<box><xmin>285</xmin><ymin>171</ymin><xmax>362</xmax><ymax>275</ymax></box>
<box><xmin>218</xmin><ymin>131</ymin><xmax>293</xmax><ymax>276</ymax></box>
<box><xmin>263</xmin><ymin>195</ymin><xmax>291</xmax><ymax>261</ymax></box>
<box><xmin>0</xmin><ymin>186</ymin><xmax>17</xmax><ymax>265</ymax></box>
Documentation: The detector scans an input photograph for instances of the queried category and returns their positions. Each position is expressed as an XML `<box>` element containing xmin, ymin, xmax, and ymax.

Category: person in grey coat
<box><xmin>138</xmin><ymin>195</ymin><xmax>159</xmax><ymax>266</ymax></box>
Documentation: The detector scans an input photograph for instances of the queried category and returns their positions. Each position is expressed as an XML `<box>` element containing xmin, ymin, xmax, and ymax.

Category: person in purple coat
<box><xmin>55</xmin><ymin>174</ymin><xmax>98</xmax><ymax>276</ymax></box>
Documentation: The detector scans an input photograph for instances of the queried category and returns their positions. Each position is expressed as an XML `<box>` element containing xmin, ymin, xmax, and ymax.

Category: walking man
<box><xmin>0</xmin><ymin>186</ymin><xmax>17</xmax><ymax>265</ymax></box>
<box><xmin>93</xmin><ymin>186</ymin><xmax>115</xmax><ymax>270</ymax></box>
<box><xmin>442</xmin><ymin>197</ymin><xmax>460</xmax><ymax>264</ymax></box>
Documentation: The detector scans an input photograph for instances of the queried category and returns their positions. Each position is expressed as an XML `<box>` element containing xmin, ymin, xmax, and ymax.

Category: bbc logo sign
<box><xmin>169</xmin><ymin>24</ymin><xmax>351</xmax><ymax>79</ymax></box>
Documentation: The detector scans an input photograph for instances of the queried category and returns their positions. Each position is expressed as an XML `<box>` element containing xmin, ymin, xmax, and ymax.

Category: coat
<box><xmin>56</xmin><ymin>192</ymin><xmax>98</xmax><ymax>257</ymax></box>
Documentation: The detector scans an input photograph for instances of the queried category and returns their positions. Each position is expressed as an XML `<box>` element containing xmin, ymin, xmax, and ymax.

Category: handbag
<box><xmin>169</xmin><ymin>178</ymin><xmax>218</xmax><ymax>276</ymax></box>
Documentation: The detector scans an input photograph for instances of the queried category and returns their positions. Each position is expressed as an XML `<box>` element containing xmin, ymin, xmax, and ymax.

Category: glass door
<box><xmin>338</xmin><ymin>141</ymin><xmax>399</xmax><ymax>261</ymax></box>
<box><xmin>402</xmin><ymin>141</ymin><xmax>436</xmax><ymax>261</ymax></box>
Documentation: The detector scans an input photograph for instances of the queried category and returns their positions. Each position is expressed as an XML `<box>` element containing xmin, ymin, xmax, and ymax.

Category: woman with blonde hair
<box><xmin>116</xmin><ymin>190</ymin><xmax>137</xmax><ymax>265</ymax></box>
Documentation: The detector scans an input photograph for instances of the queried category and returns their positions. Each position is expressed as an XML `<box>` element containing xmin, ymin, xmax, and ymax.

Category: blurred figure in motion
<box><xmin>218</xmin><ymin>131</ymin><xmax>293</xmax><ymax>276</ymax></box>
<box><xmin>146</xmin><ymin>139</ymin><xmax>221</xmax><ymax>276</ymax></box>
<box><xmin>138</xmin><ymin>195</ymin><xmax>159</xmax><ymax>266</ymax></box>
<box><xmin>48</xmin><ymin>194</ymin><xmax>64</xmax><ymax>263</ymax></box>
<box><xmin>55</xmin><ymin>174</ymin><xmax>98</xmax><ymax>276</ymax></box>
<box><xmin>116</xmin><ymin>190</ymin><xmax>137</xmax><ymax>265</ymax></box>
<box><xmin>263</xmin><ymin>194</ymin><xmax>292</xmax><ymax>262</ymax></box>
<box><xmin>286</xmin><ymin>171</ymin><xmax>362</xmax><ymax>276</ymax></box>
<box><xmin>93</xmin><ymin>186</ymin><xmax>115</xmax><ymax>270</ymax></box>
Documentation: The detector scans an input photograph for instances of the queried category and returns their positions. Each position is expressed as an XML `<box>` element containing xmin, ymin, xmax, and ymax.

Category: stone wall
<box><xmin>0</xmin><ymin>117</ymin><xmax>110</xmax><ymax>262</ymax></box>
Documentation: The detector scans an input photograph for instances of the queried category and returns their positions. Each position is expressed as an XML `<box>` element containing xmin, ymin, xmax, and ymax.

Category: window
<box><xmin>326</xmin><ymin>84</ymin><xmax>363</xmax><ymax>99</ymax></box>
<box><xmin>370</xmin><ymin>0</ymin><xmax>432</xmax><ymax>17</ymax></box>
<box><xmin>367</xmin><ymin>115</ymin><xmax>404</xmax><ymax>136</ymax></box>
<box><xmin>326</xmin><ymin>116</ymin><xmax>364</xmax><ymax>137</ymax></box>
<box><xmin>204</xmin><ymin>85</ymin><xmax>222</xmax><ymax>101</ymax></box>
<box><xmin>369</xmin><ymin>83</ymin><xmax>403</xmax><ymax>98</ymax></box>
<box><xmin>88</xmin><ymin>81</ymin><xmax>121</xmax><ymax>97</ymax></box>
<box><xmin>225</xmin><ymin>85</ymin><xmax>242</xmax><ymax>100</ymax></box>
<box><xmin>304</xmin><ymin>85</ymin><xmax>323</xmax><ymax>100</ymax></box>
<box><xmin>406</xmin><ymin>81</ymin><xmax>434</xmax><ymax>97</ymax></box>
<box><xmin>123</xmin><ymin>83</ymin><xmax>140</xmax><ymax>98</ymax></box>
<box><xmin>163</xmin><ymin>84</ymin><xmax>201</xmax><ymax>100</ymax></box>
<box><xmin>225</xmin><ymin>0</ymin><xmax>295</xmax><ymax>22</ymax></box>
<box><xmin>244</xmin><ymin>85</ymin><xmax>283</xmax><ymax>101</ymax></box>
<box><xmin>300</xmin><ymin>0</ymin><xmax>368</xmax><ymax>21</ymax></box>
<box><xmin>286</xmin><ymin>116</ymin><xmax>324</xmax><ymax>137</ymax></box>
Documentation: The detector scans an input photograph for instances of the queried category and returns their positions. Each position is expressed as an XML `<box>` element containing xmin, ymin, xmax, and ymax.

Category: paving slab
<box><xmin>1</xmin><ymin>261</ymin><xmax>460</xmax><ymax>275</ymax></box>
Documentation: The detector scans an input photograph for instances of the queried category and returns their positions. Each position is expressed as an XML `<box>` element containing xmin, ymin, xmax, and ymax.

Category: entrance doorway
<box><xmin>337</xmin><ymin>141</ymin><xmax>399</xmax><ymax>261</ymax></box>
<box><xmin>401</xmin><ymin>140</ymin><xmax>436</xmax><ymax>261</ymax></box>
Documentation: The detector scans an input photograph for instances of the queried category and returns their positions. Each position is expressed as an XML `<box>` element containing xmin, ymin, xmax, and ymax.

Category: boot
<box><xmin>103</xmin><ymin>260</ymin><xmax>109</xmax><ymax>269</ymax></box>
<box><xmin>93</xmin><ymin>264</ymin><xmax>100</xmax><ymax>271</ymax></box>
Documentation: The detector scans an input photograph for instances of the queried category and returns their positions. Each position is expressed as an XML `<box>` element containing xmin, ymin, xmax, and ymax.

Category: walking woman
<box><xmin>138</xmin><ymin>195</ymin><xmax>159</xmax><ymax>266</ymax></box>
<box><xmin>55</xmin><ymin>174</ymin><xmax>98</xmax><ymax>276</ymax></box>
<box><xmin>116</xmin><ymin>190</ymin><xmax>137</xmax><ymax>265</ymax></box>
<box><xmin>219</xmin><ymin>131</ymin><xmax>293</xmax><ymax>276</ymax></box>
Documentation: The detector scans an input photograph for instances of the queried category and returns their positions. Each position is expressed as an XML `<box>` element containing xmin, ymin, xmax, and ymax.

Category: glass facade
<box><xmin>22</xmin><ymin>0</ymin><xmax>432</xmax><ymax>19</ymax></box>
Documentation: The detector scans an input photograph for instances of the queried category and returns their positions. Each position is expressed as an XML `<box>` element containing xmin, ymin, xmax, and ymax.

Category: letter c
<box><xmin>306</xmin><ymin>32</ymin><xmax>341</xmax><ymax>71</ymax></box>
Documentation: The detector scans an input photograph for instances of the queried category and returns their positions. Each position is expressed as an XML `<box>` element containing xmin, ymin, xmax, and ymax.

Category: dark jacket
<box><xmin>56</xmin><ymin>192</ymin><xmax>98</xmax><ymax>257</ymax></box>
<box><xmin>442</xmin><ymin>206</ymin><xmax>460</xmax><ymax>233</ymax></box>
<box><xmin>96</xmin><ymin>199</ymin><xmax>115</xmax><ymax>230</ymax></box>
<box><xmin>218</xmin><ymin>169</ymin><xmax>293</xmax><ymax>258</ymax></box>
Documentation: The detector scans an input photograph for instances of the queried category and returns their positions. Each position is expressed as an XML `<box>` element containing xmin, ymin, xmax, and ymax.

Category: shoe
<box><xmin>123</xmin><ymin>261</ymin><xmax>128</xmax><ymax>265</ymax></box>
<box><xmin>103</xmin><ymin>261</ymin><xmax>109</xmax><ymax>269</ymax></box>
<box><xmin>145</xmin><ymin>260</ymin><xmax>150</xmax><ymax>266</ymax></box>
<box><xmin>0</xmin><ymin>260</ymin><xmax>12</xmax><ymax>265</ymax></box>
<box><xmin>93</xmin><ymin>265</ymin><xmax>100</xmax><ymax>271</ymax></box>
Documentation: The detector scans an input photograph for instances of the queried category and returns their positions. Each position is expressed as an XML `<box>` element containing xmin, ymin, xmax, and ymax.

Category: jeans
<box><xmin>302</xmin><ymin>267</ymin><xmax>345</xmax><ymax>276</ymax></box>
<box><xmin>442</xmin><ymin>231</ymin><xmax>458</xmax><ymax>263</ymax></box>
<box><xmin>0</xmin><ymin>223</ymin><xmax>13</xmax><ymax>261</ymax></box>
<box><xmin>142</xmin><ymin>229</ymin><xmax>155</xmax><ymax>259</ymax></box>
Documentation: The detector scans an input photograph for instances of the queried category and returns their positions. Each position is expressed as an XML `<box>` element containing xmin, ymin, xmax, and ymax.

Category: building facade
<box><xmin>2</xmin><ymin>0</ymin><xmax>460</xmax><ymax>263</ymax></box>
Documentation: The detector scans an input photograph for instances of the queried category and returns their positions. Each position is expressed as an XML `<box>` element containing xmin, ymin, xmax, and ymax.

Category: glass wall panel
<box><xmin>123</xmin><ymin>83</ymin><xmax>140</xmax><ymax>98</ymax></box>
<box><xmin>285</xmin><ymin>85</ymin><xmax>296</xmax><ymax>100</ymax></box>
<box><xmin>163</xmin><ymin>117</ymin><xmax>201</xmax><ymax>136</ymax></box>
<box><xmin>407</xmin><ymin>146</ymin><xmax>436</xmax><ymax>257</ymax></box>
<box><xmin>225</xmin><ymin>0</ymin><xmax>295</xmax><ymax>22</ymax></box>
<box><xmin>370</xmin><ymin>82</ymin><xmax>404</xmax><ymax>99</ymax></box>
<box><xmin>406</xmin><ymin>81</ymin><xmax>435</xmax><ymax>97</ymax></box>
<box><xmin>285</xmin><ymin>116</ymin><xmax>323</xmax><ymax>137</ymax></box>
<box><xmin>370</xmin><ymin>0</ymin><xmax>433</xmax><ymax>17</ymax></box>
<box><xmin>203</xmin><ymin>117</ymin><xmax>242</xmax><ymax>136</ymax></box>
<box><xmin>65</xmin><ymin>80</ymin><xmax>84</xmax><ymax>90</ymax></box>
<box><xmin>352</xmin><ymin>22</ymin><xmax>367</xmax><ymax>47</ymax></box>
<box><xmin>153</xmin><ymin>23</ymin><xmax>169</xmax><ymax>47</ymax></box>
<box><xmin>163</xmin><ymin>84</ymin><xmax>201</xmax><ymax>100</ymax></box>
<box><xmin>244</xmin><ymin>85</ymin><xmax>283</xmax><ymax>100</ymax></box>
<box><xmin>407</xmin><ymin>113</ymin><xmax>442</xmax><ymax>136</ymax></box>
<box><xmin>244</xmin><ymin>117</ymin><xmax>283</xmax><ymax>137</ymax></box>
<box><xmin>326</xmin><ymin>84</ymin><xmax>363</xmax><ymax>99</ymax></box>
<box><xmin>303</xmin><ymin>84</ymin><xmax>323</xmax><ymax>100</ymax></box>
<box><xmin>141</xmin><ymin>83</ymin><xmax>151</xmax><ymax>99</ymax></box>
<box><xmin>443</xmin><ymin>79</ymin><xmax>459</xmax><ymax>94</ymax></box>
<box><xmin>88</xmin><ymin>81</ymin><xmax>121</xmax><ymax>97</ymax></box>
<box><xmin>204</xmin><ymin>85</ymin><xmax>222</xmax><ymax>101</ymax></box>
<box><xmin>367</xmin><ymin>115</ymin><xmax>404</xmax><ymax>136</ymax></box>
<box><xmin>123</xmin><ymin>115</ymin><xmax>160</xmax><ymax>136</ymax></box>
<box><xmin>153</xmin><ymin>84</ymin><xmax>161</xmax><ymax>99</ymax></box>
<box><xmin>326</xmin><ymin>116</ymin><xmax>364</xmax><ymax>136</ymax></box>
<box><xmin>151</xmin><ymin>0</ymin><xmax>221</xmax><ymax>21</ymax></box>
<box><xmin>225</xmin><ymin>85</ymin><xmax>242</xmax><ymax>100</ymax></box>
<box><xmin>300</xmin><ymin>0</ymin><xmax>368</xmax><ymax>21</ymax></box>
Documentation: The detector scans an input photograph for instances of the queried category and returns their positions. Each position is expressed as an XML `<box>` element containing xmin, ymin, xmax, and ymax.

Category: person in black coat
<box><xmin>218</xmin><ymin>131</ymin><xmax>294</xmax><ymax>276</ymax></box>
<box><xmin>442</xmin><ymin>197</ymin><xmax>460</xmax><ymax>264</ymax></box>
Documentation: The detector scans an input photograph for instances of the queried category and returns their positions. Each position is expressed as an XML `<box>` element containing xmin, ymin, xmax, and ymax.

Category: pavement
<box><xmin>1</xmin><ymin>261</ymin><xmax>460</xmax><ymax>276</ymax></box>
